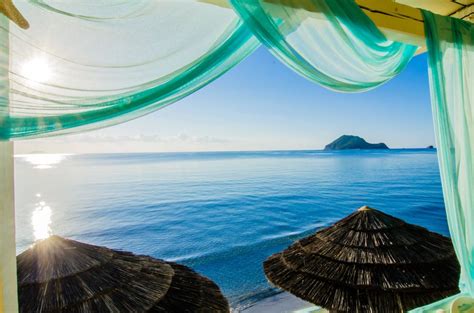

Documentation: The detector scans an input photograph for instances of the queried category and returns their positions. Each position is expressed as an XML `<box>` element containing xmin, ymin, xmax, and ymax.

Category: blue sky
<box><xmin>17</xmin><ymin>47</ymin><xmax>434</xmax><ymax>153</ymax></box>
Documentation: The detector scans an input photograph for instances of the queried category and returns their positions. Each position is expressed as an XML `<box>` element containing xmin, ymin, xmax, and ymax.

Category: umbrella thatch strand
<box><xmin>17</xmin><ymin>235</ymin><xmax>229</xmax><ymax>313</ymax></box>
<box><xmin>264</xmin><ymin>206</ymin><xmax>460</xmax><ymax>313</ymax></box>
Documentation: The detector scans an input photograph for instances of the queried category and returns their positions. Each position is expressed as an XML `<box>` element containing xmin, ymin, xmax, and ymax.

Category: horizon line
<box><xmin>15</xmin><ymin>147</ymin><xmax>437</xmax><ymax>156</ymax></box>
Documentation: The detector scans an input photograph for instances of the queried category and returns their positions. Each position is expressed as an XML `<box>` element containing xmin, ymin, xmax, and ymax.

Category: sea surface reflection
<box><xmin>15</xmin><ymin>150</ymin><xmax>447</xmax><ymax>308</ymax></box>
<box><xmin>31</xmin><ymin>195</ymin><xmax>52</xmax><ymax>241</ymax></box>
<box><xmin>16</xmin><ymin>153</ymin><xmax>70</xmax><ymax>169</ymax></box>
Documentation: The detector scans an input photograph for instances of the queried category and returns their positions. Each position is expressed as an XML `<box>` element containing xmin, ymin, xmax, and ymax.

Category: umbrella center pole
<box><xmin>0</xmin><ymin>141</ymin><xmax>18</xmax><ymax>313</ymax></box>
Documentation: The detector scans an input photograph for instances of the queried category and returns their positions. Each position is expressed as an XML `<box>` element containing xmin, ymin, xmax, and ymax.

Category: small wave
<box><xmin>173</xmin><ymin>223</ymin><xmax>326</xmax><ymax>266</ymax></box>
<box><xmin>230</xmin><ymin>288</ymin><xmax>283</xmax><ymax>312</ymax></box>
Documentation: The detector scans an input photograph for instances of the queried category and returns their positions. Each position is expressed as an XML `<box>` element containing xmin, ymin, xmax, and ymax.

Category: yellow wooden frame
<box><xmin>199</xmin><ymin>0</ymin><xmax>473</xmax><ymax>49</ymax></box>
<box><xmin>0</xmin><ymin>0</ymin><xmax>28</xmax><ymax>29</ymax></box>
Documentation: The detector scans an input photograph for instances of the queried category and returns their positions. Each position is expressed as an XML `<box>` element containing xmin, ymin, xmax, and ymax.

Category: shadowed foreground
<box><xmin>17</xmin><ymin>236</ymin><xmax>229</xmax><ymax>313</ymax></box>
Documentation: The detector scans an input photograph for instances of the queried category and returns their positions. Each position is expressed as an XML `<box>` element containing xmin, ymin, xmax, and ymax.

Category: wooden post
<box><xmin>0</xmin><ymin>15</ymin><xmax>18</xmax><ymax>313</ymax></box>
<box><xmin>0</xmin><ymin>142</ymin><xmax>17</xmax><ymax>313</ymax></box>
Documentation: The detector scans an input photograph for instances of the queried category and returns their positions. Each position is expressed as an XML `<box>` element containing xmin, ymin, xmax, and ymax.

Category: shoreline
<box><xmin>233</xmin><ymin>292</ymin><xmax>319</xmax><ymax>313</ymax></box>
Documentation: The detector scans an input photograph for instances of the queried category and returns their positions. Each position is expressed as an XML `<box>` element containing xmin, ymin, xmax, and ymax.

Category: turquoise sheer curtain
<box><xmin>229</xmin><ymin>0</ymin><xmax>417</xmax><ymax>92</ymax></box>
<box><xmin>0</xmin><ymin>1</ymin><xmax>259</xmax><ymax>140</ymax></box>
<box><xmin>0</xmin><ymin>0</ymin><xmax>418</xmax><ymax>140</ymax></box>
<box><xmin>1</xmin><ymin>0</ymin><xmax>474</xmax><ymax>311</ymax></box>
<box><xmin>410</xmin><ymin>10</ymin><xmax>474</xmax><ymax>313</ymax></box>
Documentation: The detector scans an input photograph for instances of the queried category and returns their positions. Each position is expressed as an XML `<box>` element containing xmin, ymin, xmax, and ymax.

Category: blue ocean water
<box><xmin>14</xmin><ymin>149</ymin><xmax>448</xmax><ymax>309</ymax></box>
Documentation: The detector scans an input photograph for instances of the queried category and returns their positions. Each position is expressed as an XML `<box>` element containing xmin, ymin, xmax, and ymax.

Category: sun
<box><xmin>21</xmin><ymin>58</ymin><xmax>52</xmax><ymax>83</ymax></box>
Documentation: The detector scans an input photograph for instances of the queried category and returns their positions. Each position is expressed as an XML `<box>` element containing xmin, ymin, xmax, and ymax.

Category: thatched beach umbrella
<box><xmin>17</xmin><ymin>235</ymin><xmax>229</xmax><ymax>313</ymax></box>
<box><xmin>263</xmin><ymin>206</ymin><xmax>460</xmax><ymax>313</ymax></box>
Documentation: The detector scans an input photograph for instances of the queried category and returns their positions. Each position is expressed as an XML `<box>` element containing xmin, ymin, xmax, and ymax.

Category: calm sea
<box><xmin>14</xmin><ymin>149</ymin><xmax>448</xmax><ymax>310</ymax></box>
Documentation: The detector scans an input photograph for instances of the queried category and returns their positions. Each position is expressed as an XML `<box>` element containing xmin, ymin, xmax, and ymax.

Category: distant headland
<box><xmin>324</xmin><ymin>135</ymin><xmax>389</xmax><ymax>150</ymax></box>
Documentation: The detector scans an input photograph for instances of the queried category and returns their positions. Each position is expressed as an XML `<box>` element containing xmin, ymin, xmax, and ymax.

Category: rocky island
<box><xmin>324</xmin><ymin>135</ymin><xmax>389</xmax><ymax>150</ymax></box>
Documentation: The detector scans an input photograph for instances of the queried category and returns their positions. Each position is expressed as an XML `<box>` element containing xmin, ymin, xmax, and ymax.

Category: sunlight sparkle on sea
<box><xmin>32</xmin><ymin>194</ymin><xmax>53</xmax><ymax>241</ymax></box>
<box><xmin>15</xmin><ymin>153</ymin><xmax>71</xmax><ymax>169</ymax></box>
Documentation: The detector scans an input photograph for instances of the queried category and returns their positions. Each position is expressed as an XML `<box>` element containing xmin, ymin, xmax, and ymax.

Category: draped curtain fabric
<box><xmin>1</xmin><ymin>2</ymin><xmax>473</xmax><ymax>310</ymax></box>
<box><xmin>0</xmin><ymin>0</ymin><xmax>259</xmax><ymax>140</ymax></box>
<box><xmin>410</xmin><ymin>10</ymin><xmax>474</xmax><ymax>313</ymax></box>
<box><xmin>0</xmin><ymin>0</ymin><xmax>417</xmax><ymax>140</ymax></box>
<box><xmin>229</xmin><ymin>0</ymin><xmax>417</xmax><ymax>92</ymax></box>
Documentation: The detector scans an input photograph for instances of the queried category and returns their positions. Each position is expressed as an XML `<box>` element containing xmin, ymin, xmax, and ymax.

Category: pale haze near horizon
<box><xmin>15</xmin><ymin>48</ymin><xmax>435</xmax><ymax>154</ymax></box>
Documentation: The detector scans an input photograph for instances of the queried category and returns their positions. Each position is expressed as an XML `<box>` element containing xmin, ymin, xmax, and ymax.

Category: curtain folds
<box><xmin>0</xmin><ymin>1</ymin><xmax>259</xmax><ymax>140</ymax></box>
<box><xmin>0</xmin><ymin>0</ymin><xmax>418</xmax><ymax>140</ymax></box>
<box><xmin>1</xmin><ymin>0</ymin><xmax>474</xmax><ymax>311</ymax></box>
<box><xmin>229</xmin><ymin>0</ymin><xmax>417</xmax><ymax>92</ymax></box>
<box><xmin>410</xmin><ymin>10</ymin><xmax>474</xmax><ymax>313</ymax></box>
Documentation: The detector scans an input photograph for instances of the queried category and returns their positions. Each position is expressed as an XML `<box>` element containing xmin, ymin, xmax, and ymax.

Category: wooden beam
<box><xmin>0</xmin><ymin>142</ymin><xmax>17</xmax><ymax>313</ymax></box>
<box><xmin>356</xmin><ymin>0</ymin><xmax>425</xmax><ymax>46</ymax></box>
<box><xmin>450</xmin><ymin>4</ymin><xmax>474</xmax><ymax>22</ymax></box>
<box><xmin>0</xmin><ymin>0</ymin><xmax>29</xmax><ymax>29</ymax></box>
<box><xmin>396</xmin><ymin>0</ymin><xmax>470</xmax><ymax>16</ymax></box>
<box><xmin>0</xmin><ymin>15</ymin><xmax>18</xmax><ymax>313</ymax></box>
<box><xmin>199</xmin><ymin>0</ymin><xmax>472</xmax><ymax>48</ymax></box>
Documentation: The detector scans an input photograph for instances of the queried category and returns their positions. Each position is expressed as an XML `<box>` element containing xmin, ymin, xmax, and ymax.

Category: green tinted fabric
<box><xmin>410</xmin><ymin>293</ymin><xmax>471</xmax><ymax>313</ymax></box>
<box><xmin>229</xmin><ymin>0</ymin><xmax>417</xmax><ymax>92</ymax></box>
<box><xmin>410</xmin><ymin>11</ymin><xmax>474</xmax><ymax>313</ymax></box>
<box><xmin>0</xmin><ymin>1</ymin><xmax>259</xmax><ymax>140</ymax></box>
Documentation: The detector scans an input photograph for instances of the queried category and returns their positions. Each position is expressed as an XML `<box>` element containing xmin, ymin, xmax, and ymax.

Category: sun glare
<box><xmin>21</xmin><ymin>58</ymin><xmax>52</xmax><ymax>83</ymax></box>
<box><xmin>32</xmin><ymin>200</ymin><xmax>53</xmax><ymax>241</ymax></box>
<box><xmin>18</xmin><ymin>153</ymin><xmax>69</xmax><ymax>169</ymax></box>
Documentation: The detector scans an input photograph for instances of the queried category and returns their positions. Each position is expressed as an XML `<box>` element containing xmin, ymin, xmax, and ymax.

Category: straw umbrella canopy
<box><xmin>17</xmin><ymin>235</ymin><xmax>229</xmax><ymax>313</ymax></box>
<box><xmin>263</xmin><ymin>206</ymin><xmax>460</xmax><ymax>313</ymax></box>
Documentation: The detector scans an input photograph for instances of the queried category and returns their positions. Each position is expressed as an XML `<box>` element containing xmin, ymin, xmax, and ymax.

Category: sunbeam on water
<box><xmin>32</xmin><ymin>199</ymin><xmax>53</xmax><ymax>241</ymax></box>
<box><xmin>15</xmin><ymin>150</ymin><xmax>448</xmax><ymax>307</ymax></box>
